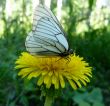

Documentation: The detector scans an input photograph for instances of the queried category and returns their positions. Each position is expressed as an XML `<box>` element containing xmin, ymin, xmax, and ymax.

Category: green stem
<box><xmin>44</xmin><ymin>94</ymin><xmax>54</xmax><ymax>106</ymax></box>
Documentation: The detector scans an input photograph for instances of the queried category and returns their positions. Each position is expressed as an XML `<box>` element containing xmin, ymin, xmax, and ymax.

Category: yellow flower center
<box><xmin>38</xmin><ymin>58</ymin><xmax>67</xmax><ymax>72</ymax></box>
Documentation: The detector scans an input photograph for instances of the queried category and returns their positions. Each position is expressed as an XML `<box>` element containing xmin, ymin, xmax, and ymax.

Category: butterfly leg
<box><xmin>55</xmin><ymin>57</ymin><xmax>63</xmax><ymax>62</ymax></box>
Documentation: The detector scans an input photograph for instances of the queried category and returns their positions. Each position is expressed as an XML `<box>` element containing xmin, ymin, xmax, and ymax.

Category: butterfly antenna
<box><xmin>65</xmin><ymin>56</ymin><xmax>71</xmax><ymax>64</ymax></box>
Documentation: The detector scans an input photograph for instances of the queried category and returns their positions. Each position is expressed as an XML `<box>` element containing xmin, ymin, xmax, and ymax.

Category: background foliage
<box><xmin>0</xmin><ymin>0</ymin><xmax>110</xmax><ymax>106</ymax></box>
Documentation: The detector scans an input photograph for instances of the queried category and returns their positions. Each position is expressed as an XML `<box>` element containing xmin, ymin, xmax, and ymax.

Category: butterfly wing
<box><xmin>25</xmin><ymin>4</ymin><xmax>69</xmax><ymax>56</ymax></box>
<box><xmin>33</xmin><ymin>4</ymin><xmax>60</xmax><ymax>31</ymax></box>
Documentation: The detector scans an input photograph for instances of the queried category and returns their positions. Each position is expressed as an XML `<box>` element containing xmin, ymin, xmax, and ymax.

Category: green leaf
<box><xmin>79</xmin><ymin>101</ymin><xmax>90</xmax><ymax>106</ymax></box>
<box><xmin>9</xmin><ymin>102</ymin><xmax>16</xmax><ymax>106</ymax></box>
<box><xmin>20</xmin><ymin>96</ymin><xmax>29</xmax><ymax>106</ymax></box>
<box><xmin>93</xmin><ymin>102</ymin><xmax>104</xmax><ymax>106</ymax></box>
<box><xmin>87</xmin><ymin>88</ymin><xmax>103</xmax><ymax>103</ymax></box>
<box><xmin>73</xmin><ymin>88</ymin><xmax>104</xmax><ymax>106</ymax></box>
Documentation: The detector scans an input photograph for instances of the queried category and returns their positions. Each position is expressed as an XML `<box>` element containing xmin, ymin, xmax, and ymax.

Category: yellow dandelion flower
<box><xmin>15</xmin><ymin>52</ymin><xmax>92</xmax><ymax>90</ymax></box>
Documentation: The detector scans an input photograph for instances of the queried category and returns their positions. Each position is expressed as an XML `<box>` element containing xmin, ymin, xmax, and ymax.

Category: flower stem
<box><xmin>44</xmin><ymin>94</ymin><xmax>54</xmax><ymax>106</ymax></box>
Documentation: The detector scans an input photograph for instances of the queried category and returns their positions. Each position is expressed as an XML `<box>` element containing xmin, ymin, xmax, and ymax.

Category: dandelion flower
<box><xmin>15</xmin><ymin>52</ymin><xmax>92</xmax><ymax>90</ymax></box>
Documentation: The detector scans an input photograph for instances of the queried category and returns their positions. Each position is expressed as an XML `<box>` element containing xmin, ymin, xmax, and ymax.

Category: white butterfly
<box><xmin>25</xmin><ymin>4</ymin><xmax>73</xmax><ymax>57</ymax></box>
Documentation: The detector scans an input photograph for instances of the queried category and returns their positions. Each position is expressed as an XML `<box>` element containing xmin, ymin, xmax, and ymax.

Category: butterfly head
<box><xmin>68</xmin><ymin>49</ymin><xmax>73</xmax><ymax>55</ymax></box>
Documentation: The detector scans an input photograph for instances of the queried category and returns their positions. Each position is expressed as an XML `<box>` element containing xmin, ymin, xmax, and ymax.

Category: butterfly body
<box><xmin>58</xmin><ymin>49</ymin><xmax>73</xmax><ymax>57</ymax></box>
<box><xmin>25</xmin><ymin>4</ymin><xmax>73</xmax><ymax>57</ymax></box>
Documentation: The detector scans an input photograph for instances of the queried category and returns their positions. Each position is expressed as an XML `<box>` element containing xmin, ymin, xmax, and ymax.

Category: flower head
<box><xmin>15</xmin><ymin>52</ymin><xmax>92</xmax><ymax>90</ymax></box>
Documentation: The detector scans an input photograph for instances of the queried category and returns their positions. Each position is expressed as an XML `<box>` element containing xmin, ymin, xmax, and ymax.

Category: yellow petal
<box><xmin>18</xmin><ymin>68</ymin><xmax>33</xmax><ymax>76</ymax></box>
<box><xmin>46</xmin><ymin>77</ymin><xmax>52</xmax><ymax>88</ymax></box>
<box><xmin>52</xmin><ymin>75</ymin><xmax>56</xmax><ymax>84</ymax></box>
<box><xmin>80</xmin><ymin>79</ymin><xmax>87</xmax><ymax>86</ymax></box>
<box><xmin>37</xmin><ymin>76</ymin><xmax>44</xmax><ymax>86</ymax></box>
<box><xmin>27</xmin><ymin>71</ymin><xmax>41</xmax><ymax>80</ymax></box>
<box><xmin>21</xmin><ymin>73</ymin><xmax>29</xmax><ymax>78</ymax></box>
<box><xmin>54</xmin><ymin>78</ymin><xmax>59</xmax><ymax>89</ymax></box>
<box><xmin>44</xmin><ymin>75</ymin><xmax>50</xmax><ymax>84</ymax></box>
<box><xmin>42</xmin><ymin>70</ymin><xmax>49</xmax><ymax>76</ymax></box>
<box><xmin>82</xmin><ymin>75</ymin><xmax>90</xmax><ymax>82</ymax></box>
<box><xmin>59</xmin><ymin>74</ymin><xmax>65</xmax><ymax>88</ymax></box>
<box><xmin>75</xmin><ymin>80</ymin><xmax>82</xmax><ymax>88</ymax></box>
<box><xmin>85</xmin><ymin>72</ymin><xmax>92</xmax><ymax>77</ymax></box>
<box><xmin>52</xmin><ymin>75</ymin><xmax>59</xmax><ymax>89</ymax></box>
<box><xmin>48</xmin><ymin>71</ymin><xmax>53</xmax><ymax>76</ymax></box>
<box><xmin>15</xmin><ymin>65</ymin><xmax>26</xmax><ymax>69</ymax></box>
<box><xmin>68</xmin><ymin>79</ymin><xmax>77</xmax><ymax>90</ymax></box>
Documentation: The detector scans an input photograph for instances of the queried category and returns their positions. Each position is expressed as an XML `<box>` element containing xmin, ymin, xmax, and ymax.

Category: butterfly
<box><xmin>25</xmin><ymin>4</ymin><xmax>73</xmax><ymax>57</ymax></box>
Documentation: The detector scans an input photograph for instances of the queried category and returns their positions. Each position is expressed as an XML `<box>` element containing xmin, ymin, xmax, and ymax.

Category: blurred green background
<box><xmin>0</xmin><ymin>0</ymin><xmax>110</xmax><ymax>106</ymax></box>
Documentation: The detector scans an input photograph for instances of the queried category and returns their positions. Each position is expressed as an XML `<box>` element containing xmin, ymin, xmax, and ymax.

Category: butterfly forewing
<box><xmin>25</xmin><ymin>4</ymin><xmax>69</xmax><ymax>56</ymax></box>
<box><xmin>33</xmin><ymin>4</ymin><xmax>58</xmax><ymax>31</ymax></box>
